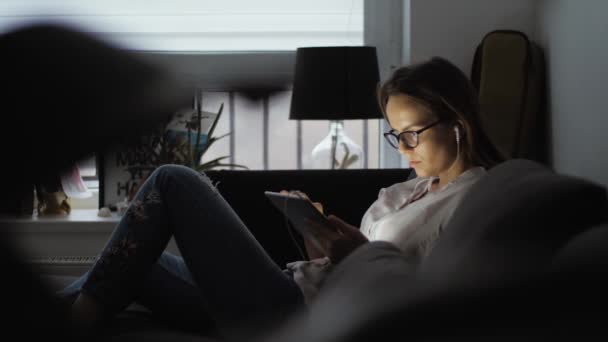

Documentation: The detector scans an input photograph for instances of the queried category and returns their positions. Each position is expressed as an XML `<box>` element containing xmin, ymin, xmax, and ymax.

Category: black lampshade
<box><xmin>289</xmin><ymin>46</ymin><xmax>383</xmax><ymax>120</ymax></box>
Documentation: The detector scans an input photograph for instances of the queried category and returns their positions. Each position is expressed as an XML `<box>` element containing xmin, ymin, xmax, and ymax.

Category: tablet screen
<box><xmin>264</xmin><ymin>191</ymin><xmax>335</xmax><ymax>251</ymax></box>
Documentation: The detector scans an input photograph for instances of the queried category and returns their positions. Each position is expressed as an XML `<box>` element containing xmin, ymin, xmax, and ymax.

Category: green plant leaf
<box><xmin>343</xmin><ymin>155</ymin><xmax>359</xmax><ymax>169</ymax></box>
<box><xmin>213</xmin><ymin>132</ymin><xmax>231</xmax><ymax>141</ymax></box>
<box><xmin>186</xmin><ymin>124</ymin><xmax>193</xmax><ymax>167</ymax></box>
<box><xmin>198</xmin><ymin>132</ymin><xmax>231</xmax><ymax>158</ymax></box>
<box><xmin>197</xmin><ymin>156</ymin><xmax>230</xmax><ymax>170</ymax></box>
<box><xmin>216</xmin><ymin>163</ymin><xmax>249</xmax><ymax>170</ymax></box>
<box><xmin>206</xmin><ymin>103</ymin><xmax>224</xmax><ymax>142</ymax></box>
<box><xmin>196</xmin><ymin>156</ymin><xmax>249</xmax><ymax>171</ymax></box>
<box><xmin>194</xmin><ymin>105</ymin><xmax>203</xmax><ymax>167</ymax></box>
<box><xmin>194</xmin><ymin>104</ymin><xmax>227</xmax><ymax>163</ymax></box>
<box><xmin>156</xmin><ymin>102</ymin><xmax>248</xmax><ymax>171</ymax></box>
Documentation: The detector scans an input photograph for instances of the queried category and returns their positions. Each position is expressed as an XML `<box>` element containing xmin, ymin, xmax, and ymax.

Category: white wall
<box><xmin>537</xmin><ymin>0</ymin><xmax>608</xmax><ymax>187</ymax></box>
<box><xmin>408</xmin><ymin>0</ymin><xmax>538</xmax><ymax>75</ymax></box>
<box><xmin>405</xmin><ymin>0</ymin><xmax>608</xmax><ymax>187</ymax></box>
<box><xmin>400</xmin><ymin>0</ymin><xmax>538</xmax><ymax>169</ymax></box>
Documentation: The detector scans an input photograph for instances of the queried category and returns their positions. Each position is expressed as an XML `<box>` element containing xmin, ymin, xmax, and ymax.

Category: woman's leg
<box><xmin>61</xmin><ymin>252</ymin><xmax>217</xmax><ymax>334</ymax></box>
<box><xmin>133</xmin><ymin>252</ymin><xmax>216</xmax><ymax>333</ymax></box>
<box><xmin>70</xmin><ymin>164</ymin><xmax>303</xmax><ymax>337</ymax></box>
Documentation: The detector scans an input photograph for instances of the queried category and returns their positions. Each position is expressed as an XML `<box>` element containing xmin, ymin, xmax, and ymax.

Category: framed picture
<box><xmin>97</xmin><ymin>135</ymin><xmax>161</xmax><ymax>209</ymax></box>
<box><xmin>98</xmin><ymin>107</ymin><xmax>222</xmax><ymax>209</ymax></box>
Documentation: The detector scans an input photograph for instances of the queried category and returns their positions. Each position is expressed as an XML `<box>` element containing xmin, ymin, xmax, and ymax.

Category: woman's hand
<box><xmin>305</xmin><ymin>215</ymin><xmax>369</xmax><ymax>263</ymax></box>
<box><xmin>279</xmin><ymin>190</ymin><xmax>324</xmax><ymax>213</ymax></box>
<box><xmin>277</xmin><ymin>190</ymin><xmax>369</xmax><ymax>261</ymax></box>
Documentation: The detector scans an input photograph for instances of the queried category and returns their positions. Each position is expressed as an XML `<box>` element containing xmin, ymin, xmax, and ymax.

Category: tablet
<box><xmin>264</xmin><ymin>191</ymin><xmax>336</xmax><ymax>252</ymax></box>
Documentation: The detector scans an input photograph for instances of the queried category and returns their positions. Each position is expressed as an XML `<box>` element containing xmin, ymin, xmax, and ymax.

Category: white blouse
<box><xmin>286</xmin><ymin>167</ymin><xmax>487</xmax><ymax>305</ymax></box>
<box><xmin>360</xmin><ymin>166</ymin><xmax>486</xmax><ymax>259</ymax></box>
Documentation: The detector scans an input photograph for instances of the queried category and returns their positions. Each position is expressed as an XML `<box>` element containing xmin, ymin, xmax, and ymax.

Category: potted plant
<box><xmin>162</xmin><ymin>103</ymin><xmax>248</xmax><ymax>171</ymax></box>
<box><xmin>108</xmin><ymin>102</ymin><xmax>247</xmax><ymax>206</ymax></box>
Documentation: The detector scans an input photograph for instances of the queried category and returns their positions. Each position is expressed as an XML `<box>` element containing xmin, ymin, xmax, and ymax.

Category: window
<box><xmin>1</xmin><ymin>0</ymin><xmax>404</xmax><ymax>208</ymax></box>
<box><xmin>0</xmin><ymin>0</ymin><xmax>364</xmax><ymax>51</ymax></box>
<box><xmin>196</xmin><ymin>91</ymin><xmax>380</xmax><ymax>170</ymax></box>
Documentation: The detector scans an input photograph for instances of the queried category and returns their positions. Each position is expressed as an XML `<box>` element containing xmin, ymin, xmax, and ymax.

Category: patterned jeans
<box><xmin>59</xmin><ymin>164</ymin><xmax>304</xmax><ymax>338</ymax></box>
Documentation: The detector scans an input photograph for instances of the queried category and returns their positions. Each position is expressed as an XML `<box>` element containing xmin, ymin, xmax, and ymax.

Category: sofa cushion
<box><xmin>419</xmin><ymin>159</ymin><xmax>608</xmax><ymax>286</ymax></box>
<box><xmin>551</xmin><ymin>223</ymin><xmax>608</xmax><ymax>271</ymax></box>
<box><xmin>548</xmin><ymin>223</ymin><xmax>608</xmax><ymax>305</ymax></box>
<box><xmin>262</xmin><ymin>241</ymin><xmax>423</xmax><ymax>342</ymax></box>
<box><xmin>543</xmin><ymin>224</ymin><xmax>608</xmax><ymax>332</ymax></box>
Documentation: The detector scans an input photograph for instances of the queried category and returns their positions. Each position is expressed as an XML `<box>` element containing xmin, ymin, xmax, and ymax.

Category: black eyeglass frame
<box><xmin>383</xmin><ymin>119</ymin><xmax>444</xmax><ymax>149</ymax></box>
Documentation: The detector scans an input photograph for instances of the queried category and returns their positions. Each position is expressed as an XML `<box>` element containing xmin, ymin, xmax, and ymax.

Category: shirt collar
<box><xmin>426</xmin><ymin>166</ymin><xmax>486</xmax><ymax>193</ymax></box>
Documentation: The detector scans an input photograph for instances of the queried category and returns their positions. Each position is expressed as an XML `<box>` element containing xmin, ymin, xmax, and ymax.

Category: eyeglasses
<box><xmin>383</xmin><ymin>120</ymin><xmax>443</xmax><ymax>149</ymax></box>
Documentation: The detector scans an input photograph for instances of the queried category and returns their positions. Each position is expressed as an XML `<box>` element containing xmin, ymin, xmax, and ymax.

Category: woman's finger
<box><xmin>289</xmin><ymin>190</ymin><xmax>309</xmax><ymax>200</ymax></box>
<box><xmin>312</xmin><ymin>201</ymin><xmax>324</xmax><ymax>214</ymax></box>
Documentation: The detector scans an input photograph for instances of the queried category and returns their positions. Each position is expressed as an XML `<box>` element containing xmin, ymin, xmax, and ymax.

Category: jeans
<box><xmin>59</xmin><ymin>164</ymin><xmax>304</xmax><ymax>338</ymax></box>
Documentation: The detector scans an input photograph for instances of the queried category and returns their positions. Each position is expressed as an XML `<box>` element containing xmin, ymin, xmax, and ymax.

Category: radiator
<box><xmin>28</xmin><ymin>255</ymin><xmax>98</xmax><ymax>276</ymax></box>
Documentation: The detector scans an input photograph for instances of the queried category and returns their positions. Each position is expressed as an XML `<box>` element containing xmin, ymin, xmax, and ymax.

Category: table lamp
<box><xmin>289</xmin><ymin>46</ymin><xmax>383</xmax><ymax>169</ymax></box>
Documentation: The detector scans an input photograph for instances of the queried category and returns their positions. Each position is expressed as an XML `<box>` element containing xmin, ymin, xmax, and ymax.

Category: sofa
<box><xmin>39</xmin><ymin>167</ymin><xmax>415</xmax><ymax>339</ymax></box>
<box><xmin>9</xmin><ymin>158</ymin><xmax>608</xmax><ymax>341</ymax></box>
<box><xmin>263</xmin><ymin>158</ymin><xmax>608</xmax><ymax>341</ymax></box>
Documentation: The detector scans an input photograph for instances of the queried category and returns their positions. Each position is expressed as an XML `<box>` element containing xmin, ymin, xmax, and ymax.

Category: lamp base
<box><xmin>311</xmin><ymin>121</ymin><xmax>363</xmax><ymax>169</ymax></box>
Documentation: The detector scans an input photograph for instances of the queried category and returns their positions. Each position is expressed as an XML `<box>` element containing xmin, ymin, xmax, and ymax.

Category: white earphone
<box><xmin>442</xmin><ymin>124</ymin><xmax>463</xmax><ymax>178</ymax></box>
<box><xmin>454</xmin><ymin>126</ymin><xmax>461</xmax><ymax>158</ymax></box>
<box><xmin>454</xmin><ymin>126</ymin><xmax>460</xmax><ymax>144</ymax></box>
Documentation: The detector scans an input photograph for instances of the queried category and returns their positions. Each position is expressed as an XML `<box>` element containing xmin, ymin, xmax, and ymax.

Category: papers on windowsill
<box><xmin>60</xmin><ymin>164</ymin><xmax>93</xmax><ymax>199</ymax></box>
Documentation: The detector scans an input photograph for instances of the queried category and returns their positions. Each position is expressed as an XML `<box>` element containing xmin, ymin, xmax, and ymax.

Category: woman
<box><xmin>61</xmin><ymin>56</ymin><xmax>503</xmax><ymax>339</ymax></box>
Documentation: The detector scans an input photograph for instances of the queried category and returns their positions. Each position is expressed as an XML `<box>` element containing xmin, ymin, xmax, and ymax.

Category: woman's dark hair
<box><xmin>378</xmin><ymin>56</ymin><xmax>504</xmax><ymax>168</ymax></box>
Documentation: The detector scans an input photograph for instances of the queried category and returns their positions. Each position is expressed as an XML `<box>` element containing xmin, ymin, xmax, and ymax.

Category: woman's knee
<box><xmin>152</xmin><ymin>164</ymin><xmax>217</xmax><ymax>193</ymax></box>
<box><xmin>153</xmin><ymin>164</ymin><xmax>191</xmax><ymax>177</ymax></box>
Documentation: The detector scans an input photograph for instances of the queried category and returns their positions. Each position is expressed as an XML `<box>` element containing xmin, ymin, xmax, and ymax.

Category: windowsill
<box><xmin>2</xmin><ymin>209</ymin><xmax>181</xmax><ymax>272</ymax></box>
<box><xmin>0</xmin><ymin>209</ymin><xmax>120</xmax><ymax>233</ymax></box>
